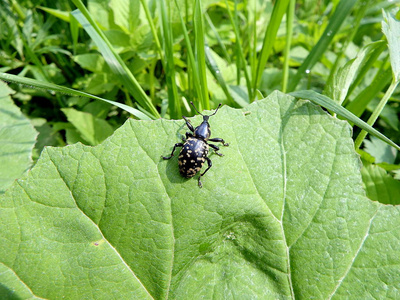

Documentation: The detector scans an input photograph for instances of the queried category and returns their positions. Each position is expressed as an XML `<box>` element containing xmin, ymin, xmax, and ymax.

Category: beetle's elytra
<box><xmin>162</xmin><ymin>102</ymin><xmax>229</xmax><ymax>188</ymax></box>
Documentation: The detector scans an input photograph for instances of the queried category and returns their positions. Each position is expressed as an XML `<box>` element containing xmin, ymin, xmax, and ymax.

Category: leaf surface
<box><xmin>0</xmin><ymin>81</ymin><xmax>38</xmax><ymax>194</ymax></box>
<box><xmin>1</xmin><ymin>92</ymin><xmax>399</xmax><ymax>299</ymax></box>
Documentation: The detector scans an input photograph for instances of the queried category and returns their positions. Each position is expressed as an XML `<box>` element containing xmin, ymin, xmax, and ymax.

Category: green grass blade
<box><xmin>204</xmin><ymin>45</ymin><xmax>235</xmax><ymax>106</ymax></box>
<box><xmin>69</xmin><ymin>11</ymin><xmax>79</xmax><ymax>55</ymax></box>
<box><xmin>288</xmin><ymin>0</ymin><xmax>358</xmax><ymax>92</ymax></box>
<box><xmin>325</xmin><ymin>41</ymin><xmax>386</xmax><ymax>106</ymax></box>
<box><xmin>38</xmin><ymin>6</ymin><xmax>70</xmax><ymax>22</ymax></box>
<box><xmin>323</xmin><ymin>0</ymin><xmax>373</xmax><ymax>97</ymax></box>
<box><xmin>173</xmin><ymin>0</ymin><xmax>203</xmax><ymax>109</ymax></box>
<box><xmin>140</xmin><ymin>0</ymin><xmax>164</xmax><ymax>66</ymax></box>
<box><xmin>0</xmin><ymin>73</ymin><xmax>152</xmax><ymax>120</ymax></box>
<box><xmin>345</xmin><ymin>62</ymin><xmax>391</xmax><ymax>117</ymax></box>
<box><xmin>159</xmin><ymin>0</ymin><xmax>181</xmax><ymax>118</ymax></box>
<box><xmin>205</xmin><ymin>12</ymin><xmax>231</xmax><ymax>64</ymax></box>
<box><xmin>233</xmin><ymin>0</ymin><xmax>241</xmax><ymax>86</ymax></box>
<box><xmin>345</xmin><ymin>10</ymin><xmax>400</xmax><ymax>118</ymax></box>
<box><xmin>194</xmin><ymin>0</ymin><xmax>209</xmax><ymax>110</ymax></box>
<box><xmin>253</xmin><ymin>0</ymin><xmax>290</xmax><ymax>93</ymax></box>
<box><xmin>70</xmin><ymin>0</ymin><xmax>160</xmax><ymax>118</ymax></box>
<box><xmin>224</xmin><ymin>0</ymin><xmax>252</xmax><ymax>102</ymax></box>
<box><xmin>346</xmin><ymin>41</ymin><xmax>386</xmax><ymax>100</ymax></box>
<box><xmin>354</xmin><ymin>80</ymin><xmax>399</xmax><ymax>149</ymax></box>
<box><xmin>282</xmin><ymin>0</ymin><xmax>295</xmax><ymax>93</ymax></box>
<box><xmin>250</xmin><ymin>0</ymin><xmax>257</xmax><ymax>81</ymax></box>
<box><xmin>354</xmin><ymin>10</ymin><xmax>400</xmax><ymax>149</ymax></box>
<box><xmin>290</xmin><ymin>90</ymin><xmax>400</xmax><ymax>151</ymax></box>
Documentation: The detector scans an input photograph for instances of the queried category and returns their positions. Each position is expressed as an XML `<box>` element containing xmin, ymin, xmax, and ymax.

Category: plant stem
<box><xmin>354</xmin><ymin>79</ymin><xmax>399</xmax><ymax>149</ymax></box>
<box><xmin>282</xmin><ymin>0</ymin><xmax>295</xmax><ymax>93</ymax></box>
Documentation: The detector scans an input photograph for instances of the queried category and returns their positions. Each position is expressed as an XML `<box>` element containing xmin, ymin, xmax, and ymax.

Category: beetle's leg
<box><xmin>162</xmin><ymin>143</ymin><xmax>183</xmax><ymax>160</ymax></box>
<box><xmin>183</xmin><ymin>116</ymin><xmax>194</xmax><ymax>132</ymax></box>
<box><xmin>208</xmin><ymin>137</ymin><xmax>229</xmax><ymax>146</ymax></box>
<box><xmin>185</xmin><ymin>132</ymin><xmax>193</xmax><ymax>140</ymax></box>
<box><xmin>209</xmin><ymin>143</ymin><xmax>223</xmax><ymax>156</ymax></box>
<box><xmin>198</xmin><ymin>157</ymin><xmax>212</xmax><ymax>188</ymax></box>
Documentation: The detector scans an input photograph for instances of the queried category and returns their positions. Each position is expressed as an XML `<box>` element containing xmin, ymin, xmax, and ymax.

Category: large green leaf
<box><xmin>0</xmin><ymin>81</ymin><xmax>38</xmax><ymax>194</ymax></box>
<box><xmin>1</xmin><ymin>92</ymin><xmax>399</xmax><ymax>299</ymax></box>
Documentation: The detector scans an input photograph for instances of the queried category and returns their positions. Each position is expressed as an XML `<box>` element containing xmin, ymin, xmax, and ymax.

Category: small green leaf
<box><xmin>255</xmin><ymin>89</ymin><xmax>264</xmax><ymax>101</ymax></box>
<box><xmin>31</xmin><ymin>118</ymin><xmax>63</xmax><ymax>160</ymax></box>
<box><xmin>61</xmin><ymin>108</ymin><xmax>114</xmax><ymax>145</ymax></box>
<box><xmin>74</xmin><ymin>53</ymin><xmax>105</xmax><ymax>73</ymax></box>
<box><xmin>382</xmin><ymin>10</ymin><xmax>400</xmax><ymax>82</ymax></box>
<box><xmin>111</xmin><ymin>0</ymin><xmax>140</xmax><ymax>33</ymax></box>
<box><xmin>0</xmin><ymin>81</ymin><xmax>38</xmax><ymax>194</ymax></box>
<box><xmin>363</xmin><ymin>136</ymin><xmax>397</xmax><ymax>164</ymax></box>
<box><xmin>325</xmin><ymin>41</ymin><xmax>386</xmax><ymax>105</ymax></box>
<box><xmin>362</xmin><ymin>164</ymin><xmax>400</xmax><ymax>205</ymax></box>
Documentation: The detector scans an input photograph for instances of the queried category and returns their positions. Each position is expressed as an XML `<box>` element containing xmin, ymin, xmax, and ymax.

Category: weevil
<box><xmin>162</xmin><ymin>102</ymin><xmax>229</xmax><ymax>188</ymax></box>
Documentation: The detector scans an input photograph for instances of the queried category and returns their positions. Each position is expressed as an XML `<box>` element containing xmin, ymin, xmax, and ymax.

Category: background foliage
<box><xmin>1</xmin><ymin>0</ymin><xmax>400</xmax><ymax>155</ymax></box>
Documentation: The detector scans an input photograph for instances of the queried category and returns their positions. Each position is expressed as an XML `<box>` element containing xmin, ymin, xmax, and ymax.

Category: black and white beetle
<box><xmin>162</xmin><ymin>102</ymin><xmax>229</xmax><ymax>188</ymax></box>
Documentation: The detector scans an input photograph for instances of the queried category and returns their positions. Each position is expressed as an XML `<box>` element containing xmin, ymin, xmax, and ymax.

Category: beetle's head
<box><xmin>191</xmin><ymin>102</ymin><xmax>221</xmax><ymax>140</ymax></box>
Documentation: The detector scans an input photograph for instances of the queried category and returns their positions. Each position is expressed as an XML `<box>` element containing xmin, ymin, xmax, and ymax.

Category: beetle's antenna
<box><xmin>190</xmin><ymin>101</ymin><xmax>203</xmax><ymax>116</ymax></box>
<box><xmin>209</xmin><ymin>103</ymin><xmax>222</xmax><ymax>116</ymax></box>
<box><xmin>190</xmin><ymin>102</ymin><xmax>222</xmax><ymax>117</ymax></box>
